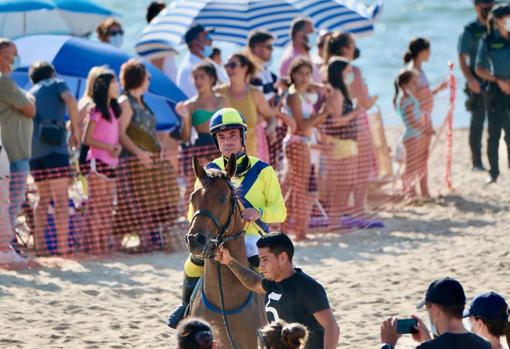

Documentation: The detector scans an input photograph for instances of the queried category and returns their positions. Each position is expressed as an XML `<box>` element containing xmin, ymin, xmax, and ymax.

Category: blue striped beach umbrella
<box><xmin>0</xmin><ymin>0</ymin><xmax>117</xmax><ymax>38</ymax></box>
<box><xmin>135</xmin><ymin>0</ymin><xmax>382</xmax><ymax>59</ymax></box>
<box><xmin>292</xmin><ymin>0</ymin><xmax>382</xmax><ymax>37</ymax></box>
<box><xmin>12</xmin><ymin>35</ymin><xmax>186</xmax><ymax>130</ymax></box>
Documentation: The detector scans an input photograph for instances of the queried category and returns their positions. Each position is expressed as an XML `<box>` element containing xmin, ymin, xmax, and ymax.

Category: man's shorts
<box><xmin>30</xmin><ymin>153</ymin><xmax>71</xmax><ymax>182</ymax></box>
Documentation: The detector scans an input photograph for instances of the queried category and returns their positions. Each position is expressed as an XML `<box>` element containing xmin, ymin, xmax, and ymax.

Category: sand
<box><xmin>0</xmin><ymin>128</ymin><xmax>509</xmax><ymax>349</ymax></box>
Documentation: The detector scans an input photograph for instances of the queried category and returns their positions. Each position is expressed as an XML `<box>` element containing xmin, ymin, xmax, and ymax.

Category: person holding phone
<box><xmin>379</xmin><ymin>277</ymin><xmax>491</xmax><ymax>349</ymax></box>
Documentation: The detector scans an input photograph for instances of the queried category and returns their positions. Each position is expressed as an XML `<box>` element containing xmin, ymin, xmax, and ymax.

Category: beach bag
<box><xmin>126</xmin><ymin>123</ymin><xmax>161</xmax><ymax>153</ymax></box>
<box><xmin>39</xmin><ymin>120</ymin><xmax>66</xmax><ymax>146</ymax></box>
<box><xmin>324</xmin><ymin>135</ymin><xmax>358</xmax><ymax>160</ymax></box>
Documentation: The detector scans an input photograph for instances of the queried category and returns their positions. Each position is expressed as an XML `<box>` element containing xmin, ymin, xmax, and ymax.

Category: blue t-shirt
<box><xmin>29</xmin><ymin>78</ymin><xmax>70</xmax><ymax>159</ymax></box>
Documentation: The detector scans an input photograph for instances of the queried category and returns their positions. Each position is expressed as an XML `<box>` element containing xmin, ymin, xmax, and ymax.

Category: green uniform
<box><xmin>476</xmin><ymin>31</ymin><xmax>510</xmax><ymax>180</ymax></box>
<box><xmin>458</xmin><ymin>20</ymin><xmax>489</xmax><ymax>168</ymax></box>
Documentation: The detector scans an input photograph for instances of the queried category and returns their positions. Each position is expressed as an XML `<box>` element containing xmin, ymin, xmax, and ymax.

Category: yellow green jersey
<box><xmin>188</xmin><ymin>155</ymin><xmax>287</xmax><ymax>237</ymax></box>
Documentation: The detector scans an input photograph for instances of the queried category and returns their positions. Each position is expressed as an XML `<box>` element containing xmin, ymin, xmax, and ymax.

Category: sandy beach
<box><xmin>0</xmin><ymin>128</ymin><xmax>509</xmax><ymax>349</ymax></box>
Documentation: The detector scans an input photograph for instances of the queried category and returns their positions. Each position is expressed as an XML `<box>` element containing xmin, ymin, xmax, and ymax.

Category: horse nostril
<box><xmin>185</xmin><ymin>234</ymin><xmax>190</xmax><ymax>246</ymax></box>
<box><xmin>196</xmin><ymin>234</ymin><xmax>206</xmax><ymax>245</ymax></box>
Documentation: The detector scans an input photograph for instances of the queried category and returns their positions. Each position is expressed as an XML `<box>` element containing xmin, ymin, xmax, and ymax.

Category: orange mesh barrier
<box><xmin>1</xmin><ymin>72</ymin><xmax>458</xmax><ymax>259</ymax></box>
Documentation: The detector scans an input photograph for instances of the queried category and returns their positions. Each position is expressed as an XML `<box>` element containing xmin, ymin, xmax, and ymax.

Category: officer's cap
<box><xmin>491</xmin><ymin>3</ymin><xmax>510</xmax><ymax>18</ymax></box>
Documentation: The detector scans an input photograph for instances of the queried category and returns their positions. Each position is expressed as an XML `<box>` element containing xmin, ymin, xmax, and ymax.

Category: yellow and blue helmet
<box><xmin>209</xmin><ymin>108</ymin><xmax>248</xmax><ymax>147</ymax></box>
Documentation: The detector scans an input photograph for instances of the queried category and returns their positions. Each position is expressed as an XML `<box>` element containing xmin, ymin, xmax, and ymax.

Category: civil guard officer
<box><xmin>458</xmin><ymin>0</ymin><xmax>495</xmax><ymax>171</ymax></box>
<box><xmin>476</xmin><ymin>3</ymin><xmax>510</xmax><ymax>184</ymax></box>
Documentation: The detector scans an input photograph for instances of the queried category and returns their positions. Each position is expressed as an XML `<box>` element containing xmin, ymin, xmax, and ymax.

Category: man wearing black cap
<box><xmin>380</xmin><ymin>277</ymin><xmax>491</xmax><ymax>349</ymax></box>
<box><xmin>458</xmin><ymin>0</ymin><xmax>496</xmax><ymax>172</ymax></box>
<box><xmin>176</xmin><ymin>24</ymin><xmax>216</xmax><ymax>97</ymax></box>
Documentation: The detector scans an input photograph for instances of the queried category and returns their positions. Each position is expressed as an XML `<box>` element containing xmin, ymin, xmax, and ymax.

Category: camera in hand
<box><xmin>396</xmin><ymin>318</ymin><xmax>418</xmax><ymax>334</ymax></box>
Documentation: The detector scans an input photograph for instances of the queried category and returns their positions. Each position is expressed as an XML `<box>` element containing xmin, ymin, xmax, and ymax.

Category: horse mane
<box><xmin>201</xmin><ymin>169</ymin><xmax>242</xmax><ymax>197</ymax></box>
<box><xmin>205</xmin><ymin>168</ymin><xmax>229</xmax><ymax>180</ymax></box>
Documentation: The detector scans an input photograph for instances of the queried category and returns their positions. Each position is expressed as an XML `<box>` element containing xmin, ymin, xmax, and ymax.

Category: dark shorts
<box><xmin>90</xmin><ymin>158</ymin><xmax>116</xmax><ymax>179</ymax></box>
<box><xmin>169</xmin><ymin>126</ymin><xmax>182</xmax><ymax>141</ymax></box>
<box><xmin>30</xmin><ymin>153</ymin><xmax>71</xmax><ymax>182</ymax></box>
<box><xmin>78</xmin><ymin>145</ymin><xmax>90</xmax><ymax>176</ymax></box>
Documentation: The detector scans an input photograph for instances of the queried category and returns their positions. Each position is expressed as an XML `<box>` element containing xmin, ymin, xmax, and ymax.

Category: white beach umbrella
<box><xmin>0</xmin><ymin>0</ymin><xmax>117</xmax><ymax>38</ymax></box>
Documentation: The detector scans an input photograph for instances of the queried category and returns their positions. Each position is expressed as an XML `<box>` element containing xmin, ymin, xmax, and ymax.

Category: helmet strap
<box><xmin>222</xmin><ymin>152</ymin><xmax>250</xmax><ymax>177</ymax></box>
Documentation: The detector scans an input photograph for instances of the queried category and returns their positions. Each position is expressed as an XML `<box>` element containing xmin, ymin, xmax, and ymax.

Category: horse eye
<box><xmin>219</xmin><ymin>195</ymin><xmax>227</xmax><ymax>203</ymax></box>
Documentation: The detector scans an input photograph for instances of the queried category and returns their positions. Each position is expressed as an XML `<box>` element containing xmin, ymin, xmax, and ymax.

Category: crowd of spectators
<box><xmin>2</xmin><ymin>1</ymin><xmax>507</xmax><ymax>270</ymax></box>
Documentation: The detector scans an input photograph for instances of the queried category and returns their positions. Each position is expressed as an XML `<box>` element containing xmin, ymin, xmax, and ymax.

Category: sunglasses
<box><xmin>109</xmin><ymin>29</ymin><xmax>124</xmax><ymax>36</ymax></box>
<box><xmin>224</xmin><ymin>62</ymin><xmax>238</xmax><ymax>70</ymax></box>
<box><xmin>260</xmin><ymin>44</ymin><xmax>273</xmax><ymax>51</ymax></box>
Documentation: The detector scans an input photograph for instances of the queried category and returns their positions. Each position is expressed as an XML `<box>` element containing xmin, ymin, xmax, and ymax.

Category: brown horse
<box><xmin>186</xmin><ymin>155</ymin><xmax>266</xmax><ymax>349</ymax></box>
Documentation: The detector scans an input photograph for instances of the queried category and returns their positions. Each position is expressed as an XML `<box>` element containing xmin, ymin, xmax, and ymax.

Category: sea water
<box><xmin>103</xmin><ymin>0</ymin><xmax>480</xmax><ymax>127</ymax></box>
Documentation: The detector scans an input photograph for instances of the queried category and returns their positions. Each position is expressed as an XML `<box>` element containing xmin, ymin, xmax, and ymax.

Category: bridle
<box><xmin>187</xmin><ymin>176</ymin><xmax>248</xmax><ymax>349</ymax></box>
<box><xmin>188</xmin><ymin>177</ymin><xmax>245</xmax><ymax>259</ymax></box>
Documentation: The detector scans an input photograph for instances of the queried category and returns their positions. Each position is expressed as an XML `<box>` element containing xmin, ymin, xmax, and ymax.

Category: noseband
<box><xmin>188</xmin><ymin>178</ymin><xmax>245</xmax><ymax>258</ymax></box>
<box><xmin>188</xmin><ymin>177</ymin><xmax>251</xmax><ymax>349</ymax></box>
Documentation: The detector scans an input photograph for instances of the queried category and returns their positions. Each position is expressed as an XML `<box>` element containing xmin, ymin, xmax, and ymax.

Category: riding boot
<box><xmin>167</xmin><ymin>275</ymin><xmax>199</xmax><ymax>329</ymax></box>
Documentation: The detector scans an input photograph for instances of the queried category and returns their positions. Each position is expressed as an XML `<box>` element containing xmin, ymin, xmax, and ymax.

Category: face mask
<box><xmin>10</xmin><ymin>55</ymin><xmax>20</xmax><ymax>71</ymax></box>
<box><xmin>265</xmin><ymin>56</ymin><xmax>273</xmax><ymax>68</ymax></box>
<box><xmin>109</xmin><ymin>34</ymin><xmax>124</xmax><ymax>48</ymax></box>
<box><xmin>429</xmin><ymin>318</ymin><xmax>439</xmax><ymax>337</ymax></box>
<box><xmin>307</xmin><ymin>32</ymin><xmax>318</xmax><ymax>48</ymax></box>
<box><xmin>462</xmin><ymin>317</ymin><xmax>473</xmax><ymax>332</ymax></box>
<box><xmin>345</xmin><ymin>71</ymin><xmax>355</xmax><ymax>85</ymax></box>
<box><xmin>201</xmin><ymin>45</ymin><xmax>213</xmax><ymax>58</ymax></box>
<box><xmin>354</xmin><ymin>47</ymin><xmax>361</xmax><ymax>60</ymax></box>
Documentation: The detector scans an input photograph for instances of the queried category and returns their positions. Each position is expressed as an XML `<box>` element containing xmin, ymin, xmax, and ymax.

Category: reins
<box><xmin>190</xmin><ymin>177</ymin><xmax>247</xmax><ymax>349</ymax></box>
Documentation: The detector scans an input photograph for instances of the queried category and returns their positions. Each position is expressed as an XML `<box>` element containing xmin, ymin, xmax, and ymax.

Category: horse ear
<box><xmin>225</xmin><ymin>153</ymin><xmax>237</xmax><ymax>178</ymax></box>
<box><xmin>192</xmin><ymin>155</ymin><xmax>207</xmax><ymax>182</ymax></box>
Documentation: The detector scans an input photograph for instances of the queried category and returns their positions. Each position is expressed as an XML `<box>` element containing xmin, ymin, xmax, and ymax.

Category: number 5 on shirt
<box><xmin>266</xmin><ymin>292</ymin><xmax>282</xmax><ymax>321</ymax></box>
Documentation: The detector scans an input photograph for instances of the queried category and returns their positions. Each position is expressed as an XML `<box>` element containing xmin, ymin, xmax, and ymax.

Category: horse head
<box><xmin>186</xmin><ymin>154</ymin><xmax>242</xmax><ymax>259</ymax></box>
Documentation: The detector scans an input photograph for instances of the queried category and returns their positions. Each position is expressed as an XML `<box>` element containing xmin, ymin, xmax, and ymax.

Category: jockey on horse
<box><xmin>168</xmin><ymin>107</ymin><xmax>287</xmax><ymax>328</ymax></box>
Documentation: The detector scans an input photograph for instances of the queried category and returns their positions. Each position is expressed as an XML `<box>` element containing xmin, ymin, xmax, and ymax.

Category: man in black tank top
<box><xmin>215</xmin><ymin>232</ymin><xmax>340</xmax><ymax>349</ymax></box>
